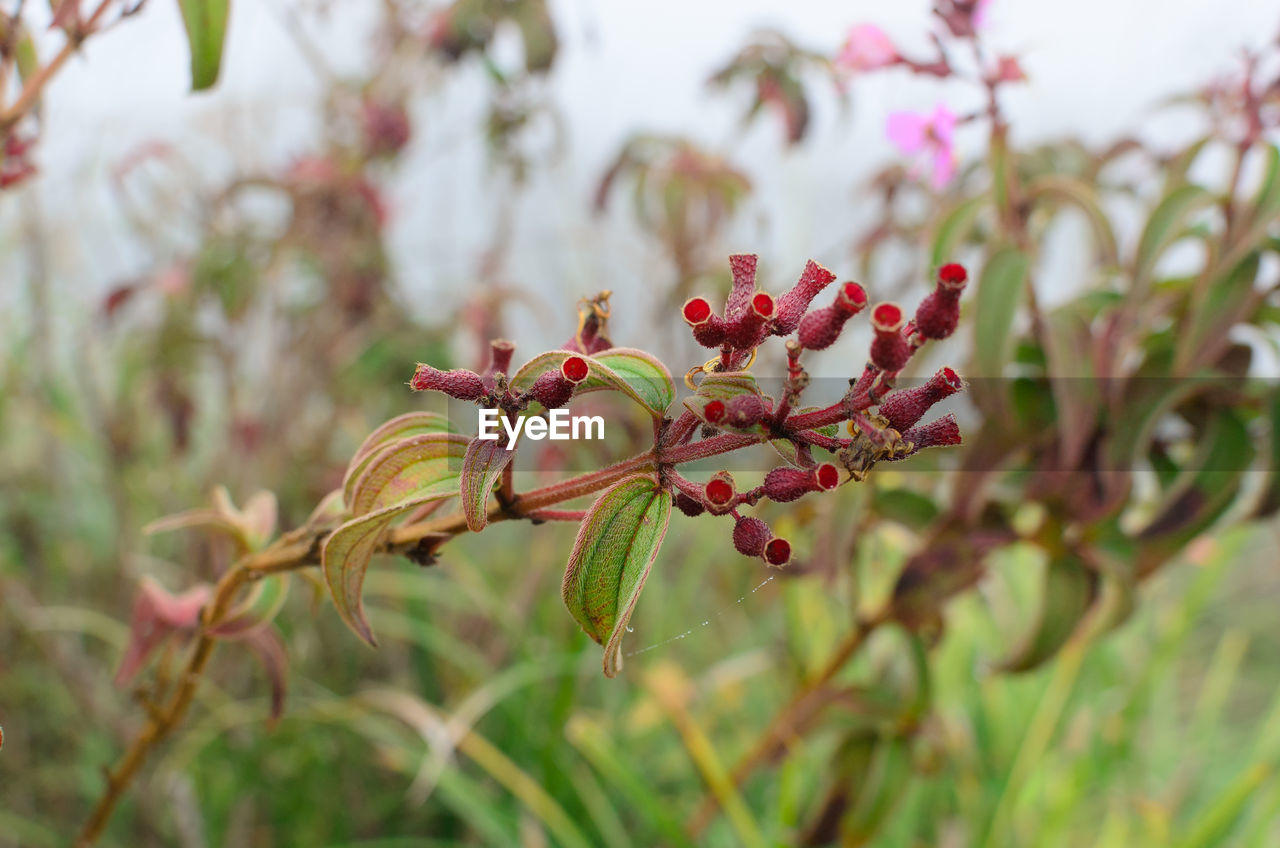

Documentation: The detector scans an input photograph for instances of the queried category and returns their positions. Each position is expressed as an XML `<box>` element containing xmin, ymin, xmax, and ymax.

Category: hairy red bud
<box><xmin>486</xmin><ymin>340</ymin><xmax>516</xmax><ymax>377</ymax></box>
<box><xmin>763</xmin><ymin>463</ymin><xmax>841</xmax><ymax>502</ymax></box>
<box><xmin>704</xmin><ymin>472</ymin><xmax>737</xmax><ymax>512</ymax></box>
<box><xmin>915</xmin><ymin>265</ymin><xmax>967</xmax><ymax>340</ymax></box>
<box><xmin>726</xmin><ymin>292</ymin><xmax>776</xmax><ymax>349</ymax></box>
<box><xmin>869</xmin><ymin>302</ymin><xmax>911</xmax><ymax>372</ymax></box>
<box><xmin>732</xmin><ymin>516</ymin><xmax>771</xmax><ymax>557</ymax></box>
<box><xmin>877</xmin><ymin>366</ymin><xmax>963</xmax><ymax>432</ymax></box>
<box><xmin>773</xmin><ymin>260</ymin><xmax>837</xmax><ymax>334</ymax></box>
<box><xmin>411</xmin><ymin>364</ymin><xmax>486</xmax><ymax>401</ymax></box>
<box><xmin>763</xmin><ymin>537</ymin><xmax>792</xmax><ymax>567</ymax></box>
<box><xmin>528</xmin><ymin>370</ymin><xmax>575</xmax><ymax>409</ymax></box>
<box><xmin>724</xmin><ymin>393</ymin><xmax>769</xmax><ymax>428</ymax></box>
<box><xmin>684</xmin><ymin>297</ymin><xmax>729</xmax><ymax>347</ymax></box>
<box><xmin>674</xmin><ymin>491</ymin><xmax>706</xmax><ymax>517</ymax></box>
<box><xmin>902</xmin><ymin>413</ymin><xmax>962</xmax><ymax>450</ymax></box>
<box><xmin>725</xmin><ymin>254</ymin><xmax>759</xmax><ymax>321</ymax></box>
<box><xmin>797</xmin><ymin>282</ymin><xmax>868</xmax><ymax>351</ymax></box>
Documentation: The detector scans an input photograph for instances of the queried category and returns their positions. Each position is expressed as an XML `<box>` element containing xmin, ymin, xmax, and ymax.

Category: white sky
<box><xmin>8</xmin><ymin>0</ymin><xmax>1280</xmax><ymax>356</ymax></box>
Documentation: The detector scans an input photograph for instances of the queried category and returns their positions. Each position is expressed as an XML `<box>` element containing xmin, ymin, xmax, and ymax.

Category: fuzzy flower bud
<box><xmin>901</xmin><ymin>413</ymin><xmax>962</xmax><ymax>451</ymax></box>
<box><xmin>877</xmin><ymin>366</ymin><xmax>963</xmax><ymax>432</ymax></box>
<box><xmin>869</xmin><ymin>302</ymin><xmax>911</xmax><ymax>372</ymax></box>
<box><xmin>726</xmin><ymin>292</ymin><xmax>776</xmax><ymax>350</ymax></box>
<box><xmin>703</xmin><ymin>471</ymin><xmax>737</xmax><ymax>513</ymax></box>
<box><xmin>797</xmin><ymin>282</ymin><xmax>867</xmax><ymax>350</ymax></box>
<box><xmin>732</xmin><ymin>516</ymin><xmax>771</xmax><ymax>557</ymax></box>
<box><xmin>724</xmin><ymin>254</ymin><xmax>759</xmax><ymax>321</ymax></box>
<box><xmin>683</xmin><ymin>297</ymin><xmax>729</xmax><ymax>348</ymax></box>
<box><xmin>411</xmin><ymin>364</ymin><xmax>486</xmax><ymax>401</ymax></box>
<box><xmin>763</xmin><ymin>463</ymin><xmax>842</xmax><ymax>502</ymax></box>
<box><xmin>915</xmin><ymin>263</ymin><xmax>968</xmax><ymax>340</ymax></box>
<box><xmin>674</xmin><ymin>491</ymin><xmax>705</xmax><ymax>517</ymax></box>
<box><xmin>773</xmin><ymin>260</ymin><xmax>837</xmax><ymax>334</ymax></box>
<box><xmin>724</xmin><ymin>393</ymin><xmax>770</xmax><ymax>428</ymax></box>
<box><xmin>526</xmin><ymin>356</ymin><xmax>589</xmax><ymax>409</ymax></box>
<box><xmin>485</xmin><ymin>340</ymin><xmax>516</xmax><ymax>379</ymax></box>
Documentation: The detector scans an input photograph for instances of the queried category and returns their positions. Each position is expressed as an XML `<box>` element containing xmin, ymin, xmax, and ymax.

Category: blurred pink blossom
<box><xmin>887</xmin><ymin>103</ymin><xmax>958</xmax><ymax>190</ymax></box>
<box><xmin>973</xmin><ymin>0</ymin><xmax>993</xmax><ymax>29</ymax></box>
<box><xmin>836</xmin><ymin>24</ymin><xmax>897</xmax><ymax>71</ymax></box>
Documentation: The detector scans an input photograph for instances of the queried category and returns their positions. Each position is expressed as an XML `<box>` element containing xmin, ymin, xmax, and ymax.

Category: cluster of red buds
<box><xmin>666</xmin><ymin>255</ymin><xmax>968</xmax><ymax>565</ymax></box>
<box><xmin>406</xmin><ymin>255</ymin><xmax>967</xmax><ymax>570</ymax></box>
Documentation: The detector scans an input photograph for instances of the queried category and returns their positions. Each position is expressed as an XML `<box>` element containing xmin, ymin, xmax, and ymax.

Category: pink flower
<box><xmin>973</xmin><ymin>0</ymin><xmax>993</xmax><ymax>29</ymax></box>
<box><xmin>836</xmin><ymin>24</ymin><xmax>897</xmax><ymax>72</ymax></box>
<box><xmin>886</xmin><ymin>103</ymin><xmax>958</xmax><ymax>190</ymax></box>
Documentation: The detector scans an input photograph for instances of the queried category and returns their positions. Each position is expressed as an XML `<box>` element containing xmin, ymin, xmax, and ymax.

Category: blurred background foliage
<box><xmin>2</xmin><ymin>0</ymin><xmax>1280</xmax><ymax>846</ymax></box>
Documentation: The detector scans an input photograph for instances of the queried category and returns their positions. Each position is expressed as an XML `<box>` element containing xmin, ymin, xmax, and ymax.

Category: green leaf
<box><xmin>343</xmin><ymin>412</ymin><xmax>453</xmax><ymax>505</ymax></box>
<box><xmin>1026</xmin><ymin>174</ymin><xmax>1120</xmax><ymax>266</ymax></box>
<box><xmin>1044</xmin><ymin>307</ymin><xmax>1101</xmax><ymax>468</ymax></box>
<box><xmin>322</xmin><ymin>493</ymin><xmax>455</xmax><ymax>646</ymax></box>
<box><xmin>349</xmin><ymin>432</ymin><xmax>470</xmax><ymax>516</ymax></box>
<box><xmin>1176</xmin><ymin>253</ymin><xmax>1261</xmax><ymax>373</ymax></box>
<box><xmin>510</xmin><ymin>349</ymin><xmax>673</xmax><ymax>417</ymax></box>
<box><xmin>460</xmin><ymin>436</ymin><xmax>516</xmax><ymax>532</ymax></box>
<box><xmin>841</xmin><ymin>734</ymin><xmax>914</xmax><ymax>843</ymax></box>
<box><xmin>997</xmin><ymin>551</ymin><xmax>1097</xmax><ymax>673</ymax></box>
<box><xmin>590</xmin><ymin>348</ymin><xmax>676</xmax><ymax>414</ymax></box>
<box><xmin>873</xmin><ymin>487</ymin><xmax>941</xmax><ymax>529</ymax></box>
<box><xmin>1132</xmin><ymin>183</ymin><xmax>1215</xmax><ymax>299</ymax></box>
<box><xmin>177</xmin><ymin>0</ymin><xmax>230</xmax><ymax>91</ymax></box>
<box><xmin>930</xmin><ymin>194</ymin><xmax>988</xmax><ymax>267</ymax></box>
<box><xmin>561</xmin><ymin>475</ymin><xmax>671</xmax><ymax>677</ymax></box>
<box><xmin>972</xmin><ymin>247</ymin><xmax>1029</xmax><ymax>381</ymax></box>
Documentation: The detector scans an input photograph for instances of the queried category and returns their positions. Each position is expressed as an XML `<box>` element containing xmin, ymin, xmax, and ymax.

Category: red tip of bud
<box><xmin>682</xmin><ymin>297</ymin><xmax>713</xmax><ymax>325</ymax></box>
<box><xmin>704</xmin><ymin>474</ymin><xmax>736</xmax><ymax>509</ymax></box>
<box><xmin>937</xmin><ymin>263</ymin><xmax>968</xmax><ymax>289</ymax></box>
<box><xmin>878</xmin><ymin>366</ymin><xmax>964</xmax><ymax>432</ymax></box>
<box><xmin>765</xmin><ymin>463</ymin><xmax>841</xmax><ymax>502</ymax></box>
<box><xmin>751</xmin><ymin>292</ymin><xmax>775</xmax><ymax>318</ymax></box>
<box><xmin>561</xmin><ymin>356</ymin><xmax>590</xmax><ymax>384</ymax></box>
<box><xmin>816</xmin><ymin>463</ymin><xmax>841</xmax><ymax>491</ymax></box>
<box><xmin>763</xmin><ymin>537</ymin><xmax>791</xmax><ymax>567</ymax></box>
<box><xmin>837</xmin><ymin>281</ymin><xmax>868</xmax><ymax>312</ymax></box>
<box><xmin>732</xmin><ymin>516</ymin><xmax>771</xmax><ymax>557</ymax></box>
<box><xmin>937</xmin><ymin>366</ymin><xmax>962</xmax><ymax>393</ymax></box>
<box><xmin>703</xmin><ymin>399</ymin><xmax>727</xmax><ymax>424</ymax></box>
<box><xmin>871</xmin><ymin>302</ymin><xmax>904</xmax><ymax>332</ymax></box>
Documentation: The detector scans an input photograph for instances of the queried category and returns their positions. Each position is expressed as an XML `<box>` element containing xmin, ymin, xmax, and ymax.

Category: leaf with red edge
<box><xmin>241</xmin><ymin>625</ymin><xmax>289</xmax><ymax>726</ymax></box>
<box><xmin>510</xmin><ymin>349</ymin><xmax>673</xmax><ymax>417</ymax></box>
<box><xmin>562</xmin><ymin>475</ymin><xmax>671</xmax><ymax>677</ymax></box>
<box><xmin>350</xmin><ymin>432</ymin><xmax>469</xmax><ymax>516</ymax></box>
<box><xmin>343</xmin><ymin>412</ymin><xmax>453</xmax><ymax>505</ymax></box>
<box><xmin>461</xmin><ymin>436</ymin><xmax>516</xmax><ymax>532</ymax></box>
<box><xmin>322</xmin><ymin>493</ymin><xmax>455</xmax><ymax>646</ymax></box>
<box><xmin>115</xmin><ymin>578</ymin><xmax>212</xmax><ymax>686</ymax></box>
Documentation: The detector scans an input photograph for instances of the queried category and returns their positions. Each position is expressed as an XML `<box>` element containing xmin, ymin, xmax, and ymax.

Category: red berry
<box><xmin>561</xmin><ymin>356</ymin><xmax>590</xmax><ymax>384</ymax></box>
<box><xmin>703</xmin><ymin>399</ymin><xmax>727</xmax><ymax>424</ymax></box>
<box><xmin>763</xmin><ymin>537</ymin><xmax>791</xmax><ymax>567</ymax></box>
<box><xmin>732</xmin><ymin>516</ymin><xmax>771</xmax><ymax>557</ymax></box>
